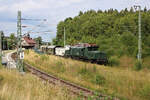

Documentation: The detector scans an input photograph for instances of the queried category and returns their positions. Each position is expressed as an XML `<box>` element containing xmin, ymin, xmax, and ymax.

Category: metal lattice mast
<box><xmin>17</xmin><ymin>11</ymin><xmax>24</xmax><ymax>72</ymax></box>
<box><xmin>138</xmin><ymin>6</ymin><xmax>142</xmax><ymax>62</ymax></box>
<box><xmin>134</xmin><ymin>5</ymin><xmax>142</xmax><ymax>62</ymax></box>
<box><xmin>64</xmin><ymin>27</ymin><xmax>66</xmax><ymax>46</ymax></box>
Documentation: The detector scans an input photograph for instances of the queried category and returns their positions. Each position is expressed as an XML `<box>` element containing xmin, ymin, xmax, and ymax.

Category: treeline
<box><xmin>1</xmin><ymin>32</ymin><xmax>43</xmax><ymax>50</ymax></box>
<box><xmin>54</xmin><ymin>8</ymin><xmax>150</xmax><ymax>58</ymax></box>
<box><xmin>1</xmin><ymin>32</ymin><xmax>17</xmax><ymax>50</ymax></box>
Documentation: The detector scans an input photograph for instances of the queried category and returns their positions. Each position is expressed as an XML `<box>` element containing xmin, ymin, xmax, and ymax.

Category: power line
<box><xmin>21</xmin><ymin>18</ymin><xmax>47</xmax><ymax>21</ymax></box>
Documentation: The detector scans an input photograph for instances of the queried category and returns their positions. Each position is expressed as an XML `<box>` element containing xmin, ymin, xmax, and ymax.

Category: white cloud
<box><xmin>0</xmin><ymin>0</ymin><xmax>85</xmax><ymax>14</ymax></box>
<box><xmin>0</xmin><ymin>0</ymin><xmax>150</xmax><ymax>42</ymax></box>
<box><xmin>0</xmin><ymin>21</ymin><xmax>17</xmax><ymax>36</ymax></box>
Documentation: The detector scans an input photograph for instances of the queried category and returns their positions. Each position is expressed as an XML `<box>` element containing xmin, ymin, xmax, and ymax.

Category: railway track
<box><xmin>12</xmin><ymin>53</ymin><xmax>119</xmax><ymax>100</ymax></box>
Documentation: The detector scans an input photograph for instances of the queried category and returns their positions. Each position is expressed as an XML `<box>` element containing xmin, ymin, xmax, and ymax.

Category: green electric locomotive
<box><xmin>65</xmin><ymin>43</ymin><xmax>108</xmax><ymax>64</ymax></box>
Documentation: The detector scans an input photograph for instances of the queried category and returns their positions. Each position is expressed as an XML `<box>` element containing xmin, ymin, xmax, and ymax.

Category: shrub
<box><xmin>0</xmin><ymin>58</ymin><xmax>2</xmax><ymax>69</ymax></box>
<box><xmin>24</xmin><ymin>50</ymin><xmax>29</xmax><ymax>54</ymax></box>
<box><xmin>40</xmin><ymin>55</ymin><xmax>49</xmax><ymax>61</ymax></box>
<box><xmin>106</xmin><ymin>48</ymin><xmax>115</xmax><ymax>57</ymax></box>
<box><xmin>108</xmin><ymin>56</ymin><xmax>120</xmax><ymax>67</ymax></box>
<box><xmin>78</xmin><ymin>65</ymin><xmax>93</xmax><ymax>79</ymax></box>
<box><xmin>120</xmin><ymin>32</ymin><xmax>137</xmax><ymax>47</ymax></box>
<box><xmin>92</xmin><ymin>74</ymin><xmax>105</xmax><ymax>85</ymax></box>
<box><xmin>92</xmin><ymin>65</ymin><xmax>97</xmax><ymax>73</ymax></box>
<box><xmin>79</xmin><ymin>65</ymin><xmax>88</xmax><ymax>75</ymax></box>
<box><xmin>134</xmin><ymin>60</ymin><xmax>142</xmax><ymax>71</ymax></box>
<box><xmin>139</xmin><ymin>84</ymin><xmax>150</xmax><ymax>99</ymax></box>
<box><xmin>0</xmin><ymin>76</ymin><xmax>3</xmax><ymax>82</ymax></box>
<box><xmin>117</xmin><ymin>48</ymin><xmax>124</xmax><ymax>57</ymax></box>
<box><xmin>34</xmin><ymin>55</ymin><xmax>38</xmax><ymax>58</ymax></box>
<box><xmin>55</xmin><ymin>61</ymin><xmax>66</xmax><ymax>73</ymax></box>
<box><xmin>0</xmin><ymin>64</ymin><xmax>2</xmax><ymax>69</ymax></box>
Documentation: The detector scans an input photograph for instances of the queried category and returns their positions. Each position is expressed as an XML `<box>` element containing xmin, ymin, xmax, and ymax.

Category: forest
<box><xmin>53</xmin><ymin>8</ymin><xmax>150</xmax><ymax>63</ymax></box>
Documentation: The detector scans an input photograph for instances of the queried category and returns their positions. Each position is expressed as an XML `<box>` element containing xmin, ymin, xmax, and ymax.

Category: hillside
<box><xmin>24</xmin><ymin>50</ymin><xmax>150</xmax><ymax>100</ymax></box>
<box><xmin>53</xmin><ymin>8</ymin><xmax>150</xmax><ymax>66</ymax></box>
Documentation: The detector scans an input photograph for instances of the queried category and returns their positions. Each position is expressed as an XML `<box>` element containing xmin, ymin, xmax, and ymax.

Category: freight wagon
<box><xmin>55</xmin><ymin>45</ymin><xmax>71</xmax><ymax>56</ymax></box>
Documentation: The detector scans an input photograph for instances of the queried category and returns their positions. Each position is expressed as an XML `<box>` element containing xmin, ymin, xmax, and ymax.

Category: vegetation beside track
<box><xmin>54</xmin><ymin>9</ymin><xmax>150</xmax><ymax>59</ymax></box>
<box><xmin>0</xmin><ymin>68</ymin><xmax>76</xmax><ymax>100</ymax></box>
<box><xmin>25</xmin><ymin>50</ymin><xmax>150</xmax><ymax>100</ymax></box>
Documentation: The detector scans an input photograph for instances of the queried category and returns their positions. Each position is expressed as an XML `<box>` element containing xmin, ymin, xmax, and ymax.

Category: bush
<box><xmin>117</xmin><ymin>48</ymin><xmax>125</xmax><ymax>57</ymax></box>
<box><xmin>120</xmin><ymin>32</ymin><xmax>137</xmax><ymax>47</ymax></box>
<box><xmin>0</xmin><ymin>76</ymin><xmax>3</xmax><ymax>82</ymax></box>
<box><xmin>106</xmin><ymin>48</ymin><xmax>115</xmax><ymax>57</ymax></box>
<box><xmin>108</xmin><ymin>56</ymin><xmax>120</xmax><ymax>66</ymax></box>
<box><xmin>134</xmin><ymin>60</ymin><xmax>142</xmax><ymax>71</ymax></box>
<box><xmin>139</xmin><ymin>84</ymin><xmax>150</xmax><ymax>99</ymax></box>
<box><xmin>24</xmin><ymin>50</ymin><xmax>29</xmax><ymax>55</ymax></box>
<box><xmin>0</xmin><ymin>58</ymin><xmax>2</xmax><ymax>69</ymax></box>
<box><xmin>78</xmin><ymin>65</ymin><xmax>93</xmax><ymax>78</ymax></box>
<box><xmin>126</xmin><ymin>46</ymin><xmax>137</xmax><ymax>56</ymax></box>
<box><xmin>92</xmin><ymin>74</ymin><xmax>105</xmax><ymax>85</ymax></box>
<box><xmin>0</xmin><ymin>64</ymin><xmax>2</xmax><ymax>69</ymax></box>
<box><xmin>92</xmin><ymin>65</ymin><xmax>97</xmax><ymax>73</ymax></box>
<box><xmin>40</xmin><ymin>55</ymin><xmax>49</xmax><ymax>61</ymax></box>
<box><xmin>79</xmin><ymin>66</ymin><xmax>89</xmax><ymax>75</ymax></box>
<box><xmin>55</xmin><ymin>61</ymin><xmax>66</xmax><ymax>73</ymax></box>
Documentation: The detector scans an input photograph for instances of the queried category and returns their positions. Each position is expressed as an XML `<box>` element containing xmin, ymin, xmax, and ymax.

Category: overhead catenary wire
<box><xmin>145</xmin><ymin>0</ymin><xmax>150</xmax><ymax>9</ymax></box>
<box><xmin>22</xmin><ymin>19</ymin><xmax>49</xmax><ymax>36</ymax></box>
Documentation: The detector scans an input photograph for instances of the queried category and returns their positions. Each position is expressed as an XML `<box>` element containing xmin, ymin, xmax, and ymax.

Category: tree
<box><xmin>120</xmin><ymin>32</ymin><xmax>137</xmax><ymax>56</ymax></box>
<box><xmin>144</xmin><ymin>7</ymin><xmax>147</xmax><ymax>12</ymax></box>
<box><xmin>54</xmin><ymin>8</ymin><xmax>150</xmax><ymax>58</ymax></box>
<box><xmin>79</xmin><ymin>11</ymin><xmax>83</xmax><ymax>16</ymax></box>
<box><xmin>7</xmin><ymin>33</ymin><xmax>16</xmax><ymax>50</ymax></box>
<box><xmin>130</xmin><ymin>7</ymin><xmax>134</xmax><ymax>13</ymax></box>
<box><xmin>34</xmin><ymin>36</ymin><xmax>42</xmax><ymax>48</ymax></box>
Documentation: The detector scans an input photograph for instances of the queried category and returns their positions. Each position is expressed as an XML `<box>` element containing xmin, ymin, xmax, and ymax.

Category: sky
<box><xmin>0</xmin><ymin>0</ymin><xmax>150</xmax><ymax>42</ymax></box>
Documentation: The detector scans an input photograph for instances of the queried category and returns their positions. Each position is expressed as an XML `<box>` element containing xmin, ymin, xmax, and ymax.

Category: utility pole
<box><xmin>134</xmin><ymin>5</ymin><xmax>142</xmax><ymax>62</ymax></box>
<box><xmin>64</xmin><ymin>27</ymin><xmax>66</xmax><ymax>46</ymax></box>
<box><xmin>17</xmin><ymin>11</ymin><xmax>24</xmax><ymax>72</ymax></box>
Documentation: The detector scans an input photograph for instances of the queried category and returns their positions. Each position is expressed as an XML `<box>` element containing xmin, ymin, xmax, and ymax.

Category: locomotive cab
<box><xmin>85</xmin><ymin>47</ymin><xmax>108</xmax><ymax>64</ymax></box>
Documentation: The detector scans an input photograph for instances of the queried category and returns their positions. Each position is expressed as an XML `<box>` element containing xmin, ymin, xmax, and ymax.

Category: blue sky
<box><xmin>0</xmin><ymin>0</ymin><xmax>149</xmax><ymax>42</ymax></box>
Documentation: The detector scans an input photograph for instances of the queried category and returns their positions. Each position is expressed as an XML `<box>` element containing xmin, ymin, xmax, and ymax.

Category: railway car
<box><xmin>65</xmin><ymin>43</ymin><xmax>108</xmax><ymax>64</ymax></box>
<box><xmin>40</xmin><ymin>43</ymin><xmax>108</xmax><ymax>65</ymax></box>
<box><xmin>40</xmin><ymin>45</ymin><xmax>61</xmax><ymax>55</ymax></box>
<box><xmin>47</xmin><ymin>46</ymin><xmax>58</xmax><ymax>55</ymax></box>
<box><xmin>40</xmin><ymin>45</ymin><xmax>47</xmax><ymax>53</ymax></box>
<box><xmin>55</xmin><ymin>45</ymin><xmax>70</xmax><ymax>56</ymax></box>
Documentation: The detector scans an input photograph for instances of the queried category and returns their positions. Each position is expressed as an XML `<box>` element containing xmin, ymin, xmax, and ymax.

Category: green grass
<box><xmin>24</xmin><ymin>50</ymin><xmax>150</xmax><ymax>100</ymax></box>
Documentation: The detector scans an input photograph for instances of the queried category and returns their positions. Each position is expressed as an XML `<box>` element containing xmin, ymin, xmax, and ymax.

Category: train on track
<box><xmin>40</xmin><ymin>43</ymin><xmax>108</xmax><ymax>65</ymax></box>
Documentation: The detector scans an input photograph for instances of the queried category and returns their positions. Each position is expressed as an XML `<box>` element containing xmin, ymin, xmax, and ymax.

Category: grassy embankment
<box><xmin>0</xmin><ymin>67</ymin><xmax>76</xmax><ymax>100</ymax></box>
<box><xmin>24</xmin><ymin>50</ymin><xmax>150</xmax><ymax>100</ymax></box>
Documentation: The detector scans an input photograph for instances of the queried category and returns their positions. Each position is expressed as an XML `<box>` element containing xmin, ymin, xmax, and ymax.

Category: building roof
<box><xmin>23</xmin><ymin>36</ymin><xmax>36</xmax><ymax>45</ymax></box>
<box><xmin>74</xmin><ymin>43</ymin><xmax>98</xmax><ymax>47</ymax></box>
